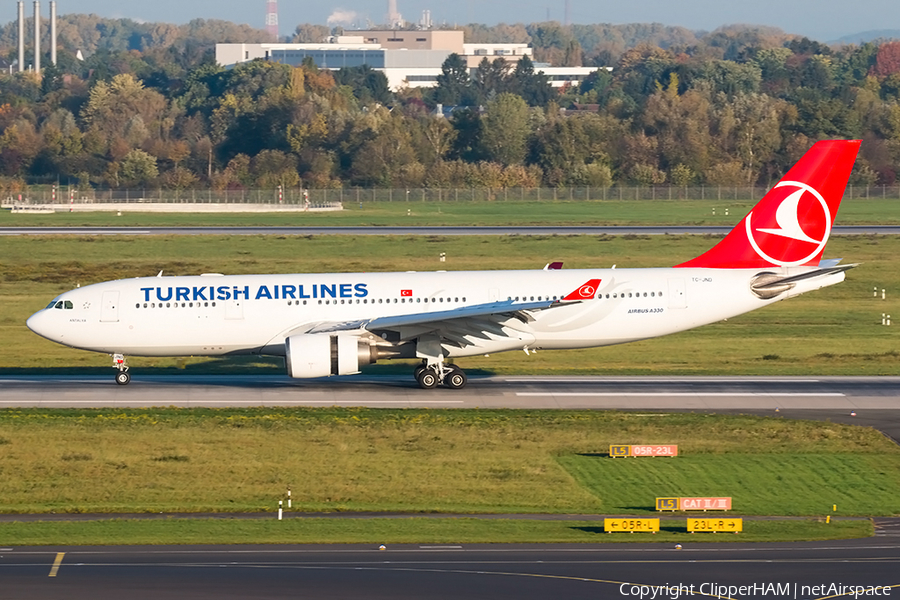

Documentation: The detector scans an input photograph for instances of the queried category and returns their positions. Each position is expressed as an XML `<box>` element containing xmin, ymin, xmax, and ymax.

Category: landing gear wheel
<box><xmin>416</xmin><ymin>368</ymin><xmax>439</xmax><ymax>389</ymax></box>
<box><xmin>445</xmin><ymin>367</ymin><xmax>467</xmax><ymax>390</ymax></box>
<box><xmin>115</xmin><ymin>371</ymin><xmax>131</xmax><ymax>386</ymax></box>
<box><xmin>414</xmin><ymin>363</ymin><xmax>428</xmax><ymax>379</ymax></box>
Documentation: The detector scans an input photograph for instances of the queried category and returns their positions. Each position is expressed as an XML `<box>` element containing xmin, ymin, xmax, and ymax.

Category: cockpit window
<box><xmin>50</xmin><ymin>300</ymin><xmax>74</xmax><ymax>310</ymax></box>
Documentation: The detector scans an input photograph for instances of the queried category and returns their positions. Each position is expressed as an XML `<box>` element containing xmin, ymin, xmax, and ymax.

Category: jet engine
<box><xmin>285</xmin><ymin>334</ymin><xmax>378</xmax><ymax>378</ymax></box>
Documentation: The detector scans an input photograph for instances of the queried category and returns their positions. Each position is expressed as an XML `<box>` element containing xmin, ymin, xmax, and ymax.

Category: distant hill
<box><xmin>831</xmin><ymin>30</ymin><xmax>900</xmax><ymax>45</ymax></box>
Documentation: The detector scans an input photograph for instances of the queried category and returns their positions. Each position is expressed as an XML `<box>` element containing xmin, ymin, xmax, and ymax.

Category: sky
<box><xmin>3</xmin><ymin>0</ymin><xmax>899</xmax><ymax>42</ymax></box>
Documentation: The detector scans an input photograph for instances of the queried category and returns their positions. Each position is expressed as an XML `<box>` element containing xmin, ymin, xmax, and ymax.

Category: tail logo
<box><xmin>745</xmin><ymin>181</ymin><xmax>831</xmax><ymax>267</ymax></box>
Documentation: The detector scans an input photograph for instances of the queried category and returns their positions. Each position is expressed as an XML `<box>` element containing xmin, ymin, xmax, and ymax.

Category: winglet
<box><xmin>676</xmin><ymin>140</ymin><xmax>861</xmax><ymax>269</ymax></box>
<box><xmin>564</xmin><ymin>279</ymin><xmax>601</xmax><ymax>300</ymax></box>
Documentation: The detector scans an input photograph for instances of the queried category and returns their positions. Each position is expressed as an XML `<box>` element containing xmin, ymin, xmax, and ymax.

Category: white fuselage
<box><xmin>26</xmin><ymin>267</ymin><xmax>844</xmax><ymax>359</ymax></box>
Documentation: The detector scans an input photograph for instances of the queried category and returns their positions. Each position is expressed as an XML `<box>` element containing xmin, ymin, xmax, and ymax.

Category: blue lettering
<box><xmin>216</xmin><ymin>286</ymin><xmax>231</xmax><ymax>301</ymax></box>
<box><xmin>234</xmin><ymin>286</ymin><xmax>249</xmax><ymax>300</ymax></box>
<box><xmin>340</xmin><ymin>283</ymin><xmax>352</xmax><ymax>298</ymax></box>
<box><xmin>298</xmin><ymin>285</ymin><xmax>311</xmax><ymax>299</ymax></box>
<box><xmin>156</xmin><ymin>287</ymin><xmax>173</xmax><ymax>302</ymax></box>
<box><xmin>273</xmin><ymin>285</ymin><xmax>279</xmax><ymax>300</ymax></box>
<box><xmin>192</xmin><ymin>287</ymin><xmax>208</xmax><ymax>301</ymax></box>
<box><xmin>255</xmin><ymin>286</ymin><xmax>273</xmax><ymax>300</ymax></box>
<box><xmin>282</xmin><ymin>285</ymin><xmax>296</xmax><ymax>299</ymax></box>
<box><xmin>354</xmin><ymin>283</ymin><xmax>368</xmax><ymax>298</ymax></box>
<box><xmin>321</xmin><ymin>284</ymin><xmax>336</xmax><ymax>298</ymax></box>
<box><xmin>176</xmin><ymin>287</ymin><xmax>190</xmax><ymax>302</ymax></box>
<box><xmin>140</xmin><ymin>287</ymin><xmax>153</xmax><ymax>302</ymax></box>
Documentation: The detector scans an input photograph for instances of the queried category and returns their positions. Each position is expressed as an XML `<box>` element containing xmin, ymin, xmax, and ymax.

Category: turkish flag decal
<box><xmin>400</xmin><ymin>289</ymin><xmax>413</xmax><ymax>297</ymax></box>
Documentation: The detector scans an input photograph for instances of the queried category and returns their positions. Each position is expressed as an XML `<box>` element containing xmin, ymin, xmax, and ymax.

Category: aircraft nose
<box><xmin>26</xmin><ymin>310</ymin><xmax>53</xmax><ymax>340</ymax></box>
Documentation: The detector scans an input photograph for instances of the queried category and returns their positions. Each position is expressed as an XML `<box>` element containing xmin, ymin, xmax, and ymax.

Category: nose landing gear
<box><xmin>112</xmin><ymin>353</ymin><xmax>131</xmax><ymax>385</ymax></box>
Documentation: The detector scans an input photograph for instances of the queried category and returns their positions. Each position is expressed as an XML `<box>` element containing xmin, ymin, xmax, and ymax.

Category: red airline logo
<box><xmin>746</xmin><ymin>182</ymin><xmax>830</xmax><ymax>266</ymax></box>
<box><xmin>400</xmin><ymin>289</ymin><xmax>413</xmax><ymax>297</ymax></box>
<box><xmin>564</xmin><ymin>279</ymin><xmax>601</xmax><ymax>301</ymax></box>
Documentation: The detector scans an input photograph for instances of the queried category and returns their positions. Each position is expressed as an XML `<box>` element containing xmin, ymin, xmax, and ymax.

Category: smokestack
<box><xmin>17</xmin><ymin>2</ymin><xmax>25</xmax><ymax>72</ymax></box>
<box><xmin>265</xmin><ymin>0</ymin><xmax>278</xmax><ymax>40</ymax></box>
<box><xmin>50</xmin><ymin>1</ymin><xmax>56</xmax><ymax>65</ymax></box>
<box><xmin>33</xmin><ymin>0</ymin><xmax>40</xmax><ymax>74</ymax></box>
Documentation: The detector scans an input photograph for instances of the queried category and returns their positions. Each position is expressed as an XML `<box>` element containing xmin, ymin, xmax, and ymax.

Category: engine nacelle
<box><xmin>285</xmin><ymin>334</ymin><xmax>375</xmax><ymax>378</ymax></box>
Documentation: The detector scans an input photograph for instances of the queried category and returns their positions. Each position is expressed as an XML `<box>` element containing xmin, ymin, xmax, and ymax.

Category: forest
<box><xmin>1</xmin><ymin>16</ymin><xmax>900</xmax><ymax>191</ymax></box>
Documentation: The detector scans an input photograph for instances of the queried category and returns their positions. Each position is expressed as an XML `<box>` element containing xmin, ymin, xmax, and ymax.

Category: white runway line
<box><xmin>0</xmin><ymin>400</ymin><xmax>466</xmax><ymax>405</ymax></box>
<box><xmin>505</xmin><ymin>378</ymin><xmax>822</xmax><ymax>383</ymax></box>
<box><xmin>515</xmin><ymin>392</ymin><xmax>846</xmax><ymax>397</ymax></box>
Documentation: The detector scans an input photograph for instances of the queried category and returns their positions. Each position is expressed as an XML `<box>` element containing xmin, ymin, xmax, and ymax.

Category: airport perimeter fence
<box><xmin>6</xmin><ymin>184</ymin><xmax>900</xmax><ymax>205</ymax></box>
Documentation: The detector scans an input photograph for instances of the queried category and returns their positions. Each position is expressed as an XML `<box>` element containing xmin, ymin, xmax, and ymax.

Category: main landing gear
<box><xmin>113</xmin><ymin>353</ymin><xmax>131</xmax><ymax>385</ymax></box>
<box><xmin>414</xmin><ymin>362</ymin><xmax>467</xmax><ymax>390</ymax></box>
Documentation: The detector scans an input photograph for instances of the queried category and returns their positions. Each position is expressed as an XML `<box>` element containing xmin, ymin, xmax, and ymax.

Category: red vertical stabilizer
<box><xmin>676</xmin><ymin>140</ymin><xmax>861</xmax><ymax>269</ymax></box>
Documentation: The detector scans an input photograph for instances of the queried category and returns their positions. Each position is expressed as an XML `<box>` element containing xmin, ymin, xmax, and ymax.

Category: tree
<box><xmin>508</xmin><ymin>56</ymin><xmax>553</xmax><ymax>106</ymax></box>
<box><xmin>481</xmin><ymin>93</ymin><xmax>531</xmax><ymax>166</ymax></box>
<box><xmin>119</xmin><ymin>149</ymin><xmax>158</xmax><ymax>187</ymax></box>
<box><xmin>434</xmin><ymin>54</ymin><xmax>472</xmax><ymax>106</ymax></box>
<box><xmin>473</xmin><ymin>57</ymin><xmax>510</xmax><ymax>101</ymax></box>
<box><xmin>333</xmin><ymin>65</ymin><xmax>392</xmax><ymax>104</ymax></box>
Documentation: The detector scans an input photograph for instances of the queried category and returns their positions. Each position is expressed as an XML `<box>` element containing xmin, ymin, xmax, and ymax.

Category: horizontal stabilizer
<box><xmin>752</xmin><ymin>264</ymin><xmax>858</xmax><ymax>290</ymax></box>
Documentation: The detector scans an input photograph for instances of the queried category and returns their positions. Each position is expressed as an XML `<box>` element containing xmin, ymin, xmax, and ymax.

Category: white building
<box><xmin>215</xmin><ymin>30</ymin><xmax>604</xmax><ymax>91</ymax></box>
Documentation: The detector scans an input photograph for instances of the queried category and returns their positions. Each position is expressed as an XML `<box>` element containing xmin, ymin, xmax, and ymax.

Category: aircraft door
<box><xmin>225</xmin><ymin>299</ymin><xmax>244</xmax><ymax>320</ymax></box>
<box><xmin>100</xmin><ymin>291</ymin><xmax>120</xmax><ymax>322</ymax></box>
<box><xmin>667</xmin><ymin>279</ymin><xmax>687</xmax><ymax>309</ymax></box>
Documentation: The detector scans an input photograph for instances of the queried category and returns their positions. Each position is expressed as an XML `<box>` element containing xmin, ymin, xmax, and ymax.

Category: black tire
<box><xmin>115</xmin><ymin>371</ymin><xmax>131</xmax><ymax>386</ymax></box>
<box><xmin>445</xmin><ymin>368</ymin><xmax>467</xmax><ymax>390</ymax></box>
<box><xmin>416</xmin><ymin>368</ymin><xmax>439</xmax><ymax>389</ymax></box>
<box><xmin>414</xmin><ymin>364</ymin><xmax>427</xmax><ymax>378</ymax></box>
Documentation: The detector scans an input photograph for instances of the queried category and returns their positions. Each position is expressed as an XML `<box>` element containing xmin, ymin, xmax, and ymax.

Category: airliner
<box><xmin>27</xmin><ymin>139</ymin><xmax>861</xmax><ymax>389</ymax></box>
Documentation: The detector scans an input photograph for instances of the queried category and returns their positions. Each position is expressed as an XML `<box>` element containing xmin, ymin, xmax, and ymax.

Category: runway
<box><xmin>2</xmin><ymin>374</ymin><xmax>899</xmax><ymax>439</ymax></box>
<box><xmin>3</xmin><ymin>537</ymin><xmax>900</xmax><ymax>600</ymax></box>
<box><xmin>3</xmin><ymin>376</ymin><xmax>900</xmax><ymax>598</ymax></box>
<box><xmin>2</xmin><ymin>225</ymin><xmax>900</xmax><ymax>236</ymax></box>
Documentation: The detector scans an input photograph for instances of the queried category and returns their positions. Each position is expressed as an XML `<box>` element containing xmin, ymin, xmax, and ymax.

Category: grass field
<box><xmin>0</xmin><ymin>409</ymin><xmax>897</xmax><ymax>517</ymax></box>
<box><xmin>2</xmin><ymin>197</ymin><xmax>900</xmax><ymax>227</ymax></box>
<box><xmin>1</xmin><ymin>233</ymin><xmax>898</xmax><ymax>375</ymax></box>
<box><xmin>0</xmin><ymin>517</ymin><xmax>872</xmax><ymax>546</ymax></box>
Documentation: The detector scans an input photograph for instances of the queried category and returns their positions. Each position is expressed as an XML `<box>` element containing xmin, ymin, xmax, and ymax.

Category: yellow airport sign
<box><xmin>656</xmin><ymin>497</ymin><xmax>679</xmax><ymax>511</ymax></box>
<box><xmin>609</xmin><ymin>445</ymin><xmax>631</xmax><ymax>457</ymax></box>
<box><xmin>687</xmin><ymin>518</ymin><xmax>743</xmax><ymax>533</ymax></box>
<box><xmin>604</xmin><ymin>518</ymin><xmax>660</xmax><ymax>533</ymax></box>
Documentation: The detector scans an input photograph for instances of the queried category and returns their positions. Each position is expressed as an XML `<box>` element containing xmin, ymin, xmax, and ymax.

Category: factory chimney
<box><xmin>386</xmin><ymin>0</ymin><xmax>402</xmax><ymax>28</ymax></box>
<box><xmin>50</xmin><ymin>1</ymin><xmax>57</xmax><ymax>65</ymax></box>
<box><xmin>17</xmin><ymin>2</ymin><xmax>25</xmax><ymax>72</ymax></box>
<box><xmin>265</xmin><ymin>0</ymin><xmax>278</xmax><ymax>40</ymax></box>
<box><xmin>33</xmin><ymin>1</ymin><xmax>40</xmax><ymax>74</ymax></box>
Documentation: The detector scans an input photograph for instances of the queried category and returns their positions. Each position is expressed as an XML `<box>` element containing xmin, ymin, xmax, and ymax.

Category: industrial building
<box><xmin>215</xmin><ymin>30</ymin><xmax>601</xmax><ymax>91</ymax></box>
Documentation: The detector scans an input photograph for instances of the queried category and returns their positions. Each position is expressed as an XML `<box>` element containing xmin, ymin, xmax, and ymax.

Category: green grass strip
<box><xmin>0</xmin><ymin>517</ymin><xmax>872</xmax><ymax>546</ymax></box>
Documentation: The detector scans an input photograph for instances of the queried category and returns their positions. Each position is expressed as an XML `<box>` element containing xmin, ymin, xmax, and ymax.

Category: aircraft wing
<box><xmin>304</xmin><ymin>298</ymin><xmax>575</xmax><ymax>340</ymax></box>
